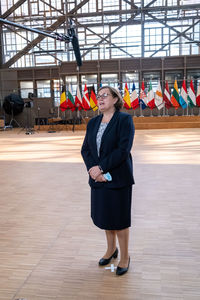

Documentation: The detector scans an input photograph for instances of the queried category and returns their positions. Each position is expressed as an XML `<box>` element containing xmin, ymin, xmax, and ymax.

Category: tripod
<box><xmin>72</xmin><ymin>108</ymin><xmax>85</xmax><ymax>132</ymax></box>
<box><xmin>48</xmin><ymin>107</ymin><xmax>56</xmax><ymax>133</ymax></box>
<box><xmin>8</xmin><ymin>101</ymin><xmax>21</xmax><ymax>128</ymax></box>
<box><xmin>19</xmin><ymin>101</ymin><xmax>35</xmax><ymax>134</ymax></box>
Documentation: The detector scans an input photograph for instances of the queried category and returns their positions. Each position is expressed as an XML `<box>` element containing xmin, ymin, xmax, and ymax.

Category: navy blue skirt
<box><xmin>91</xmin><ymin>185</ymin><xmax>132</xmax><ymax>230</ymax></box>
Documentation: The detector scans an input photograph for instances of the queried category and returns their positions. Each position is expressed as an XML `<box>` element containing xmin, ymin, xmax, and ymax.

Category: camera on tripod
<box><xmin>23</xmin><ymin>92</ymin><xmax>35</xmax><ymax>134</ymax></box>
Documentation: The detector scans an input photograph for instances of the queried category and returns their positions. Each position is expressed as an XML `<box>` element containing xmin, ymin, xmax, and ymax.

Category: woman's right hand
<box><xmin>95</xmin><ymin>174</ymin><xmax>106</xmax><ymax>182</ymax></box>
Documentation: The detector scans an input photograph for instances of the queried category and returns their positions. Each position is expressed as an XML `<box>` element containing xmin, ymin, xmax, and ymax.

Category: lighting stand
<box><xmin>8</xmin><ymin>101</ymin><xmax>21</xmax><ymax>128</ymax></box>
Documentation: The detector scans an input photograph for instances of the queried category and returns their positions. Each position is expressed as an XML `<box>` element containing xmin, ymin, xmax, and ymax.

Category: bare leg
<box><xmin>102</xmin><ymin>230</ymin><xmax>117</xmax><ymax>258</ymax></box>
<box><xmin>116</xmin><ymin>227</ymin><xmax>129</xmax><ymax>268</ymax></box>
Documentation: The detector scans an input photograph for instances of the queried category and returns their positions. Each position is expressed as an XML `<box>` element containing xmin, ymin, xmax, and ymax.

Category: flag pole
<box><xmin>77</xmin><ymin>108</ymin><xmax>80</xmax><ymax>119</ymax></box>
<box><xmin>140</xmin><ymin>101</ymin><xmax>143</xmax><ymax>117</ymax></box>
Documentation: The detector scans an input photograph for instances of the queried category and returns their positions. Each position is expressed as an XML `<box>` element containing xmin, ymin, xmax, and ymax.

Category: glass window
<box><xmin>53</xmin><ymin>79</ymin><xmax>61</xmax><ymax>107</ymax></box>
<box><xmin>65</xmin><ymin>75</ymin><xmax>78</xmax><ymax>95</ymax></box>
<box><xmin>143</xmin><ymin>72</ymin><xmax>161</xmax><ymax>91</ymax></box>
<box><xmin>101</xmin><ymin>74</ymin><xmax>118</xmax><ymax>88</ymax></box>
<box><xmin>165</xmin><ymin>71</ymin><xmax>183</xmax><ymax>91</ymax></box>
<box><xmin>35</xmin><ymin>55</ymin><xmax>55</xmax><ymax>66</ymax></box>
<box><xmin>65</xmin><ymin>75</ymin><xmax>78</xmax><ymax>84</ymax></box>
<box><xmin>36</xmin><ymin>80</ymin><xmax>51</xmax><ymax>98</ymax></box>
<box><xmin>122</xmin><ymin>72</ymin><xmax>139</xmax><ymax>91</ymax></box>
<box><xmin>1</xmin><ymin>0</ymin><xmax>200</xmax><ymax>66</ymax></box>
<box><xmin>187</xmin><ymin>70</ymin><xmax>200</xmax><ymax>92</ymax></box>
<box><xmin>81</xmin><ymin>74</ymin><xmax>98</xmax><ymax>93</ymax></box>
<box><xmin>20</xmin><ymin>81</ymin><xmax>34</xmax><ymax>98</ymax></box>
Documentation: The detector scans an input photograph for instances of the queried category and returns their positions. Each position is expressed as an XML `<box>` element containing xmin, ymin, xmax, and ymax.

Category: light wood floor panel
<box><xmin>0</xmin><ymin>129</ymin><xmax>200</xmax><ymax>300</ymax></box>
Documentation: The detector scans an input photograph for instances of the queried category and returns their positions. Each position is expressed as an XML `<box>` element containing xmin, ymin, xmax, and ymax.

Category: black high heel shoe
<box><xmin>116</xmin><ymin>257</ymin><xmax>130</xmax><ymax>276</ymax></box>
<box><xmin>99</xmin><ymin>248</ymin><xmax>118</xmax><ymax>266</ymax></box>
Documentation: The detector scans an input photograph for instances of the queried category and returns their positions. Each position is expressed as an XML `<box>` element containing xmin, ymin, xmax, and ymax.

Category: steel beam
<box><xmin>3</xmin><ymin>24</ymin><xmax>62</xmax><ymax>63</ymax></box>
<box><xmin>146</xmin><ymin>11</ymin><xmax>200</xmax><ymax>55</ymax></box>
<box><xmin>150</xmin><ymin>19</ymin><xmax>200</xmax><ymax>57</ymax></box>
<box><xmin>74</xmin><ymin>19</ymin><xmax>135</xmax><ymax>58</ymax></box>
<box><xmin>2</xmin><ymin>0</ymin><xmax>89</xmax><ymax>68</ymax></box>
<box><xmin>81</xmin><ymin>11</ymin><xmax>140</xmax><ymax>59</ymax></box>
<box><xmin>6</xmin><ymin>14</ymin><xmax>200</xmax><ymax>27</ymax></box>
<box><xmin>64</xmin><ymin>4</ymin><xmax>200</xmax><ymax>18</ymax></box>
<box><xmin>1</xmin><ymin>0</ymin><xmax>27</xmax><ymax>19</ymax></box>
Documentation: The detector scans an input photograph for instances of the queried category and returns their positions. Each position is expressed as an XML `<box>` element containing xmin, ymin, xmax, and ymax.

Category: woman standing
<box><xmin>81</xmin><ymin>86</ymin><xmax>135</xmax><ymax>276</ymax></box>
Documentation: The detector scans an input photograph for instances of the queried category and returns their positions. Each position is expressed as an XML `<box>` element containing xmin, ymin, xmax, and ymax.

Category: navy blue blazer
<box><xmin>81</xmin><ymin>111</ymin><xmax>135</xmax><ymax>189</ymax></box>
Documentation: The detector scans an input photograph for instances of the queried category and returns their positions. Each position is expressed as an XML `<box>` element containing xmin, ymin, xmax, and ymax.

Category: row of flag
<box><xmin>60</xmin><ymin>79</ymin><xmax>200</xmax><ymax>112</ymax></box>
<box><xmin>60</xmin><ymin>84</ymin><xmax>97</xmax><ymax>112</ymax></box>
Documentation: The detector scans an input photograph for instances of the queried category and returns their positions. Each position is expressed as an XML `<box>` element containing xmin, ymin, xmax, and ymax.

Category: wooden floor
<box><xmin>0</xmin><ymin>128</ymin><xmax>200</xmax><ymax>300</ymax></box>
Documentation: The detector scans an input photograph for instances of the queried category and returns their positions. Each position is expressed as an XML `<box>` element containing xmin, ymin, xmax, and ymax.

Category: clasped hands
<box><xmin>88</xmin><ymin>165</ymin><xmax>106</xmax><ymax>182</ymax></box>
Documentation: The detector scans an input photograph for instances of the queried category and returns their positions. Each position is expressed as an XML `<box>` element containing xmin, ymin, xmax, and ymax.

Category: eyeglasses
<box><xmin>96</xmin><ymin>93</ymin><xmax>111</xmax><ymax>100</ymax></box>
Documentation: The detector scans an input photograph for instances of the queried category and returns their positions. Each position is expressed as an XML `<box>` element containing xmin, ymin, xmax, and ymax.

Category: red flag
<box><xmin>196</xmin><ymin>83</ymin><xmax>200</xmax><ymax>107</ymax></box>
<box><xmin>163</xmin><ymin>81</ymin><xmax>172</xmax><ymax>109</ymax></box>
<box><xmin>82</xmin><ymin>84</ymin><xmax>90</xmax><ymax>111</ymax></box>
<box><xmin>75</xmin><ymin>85</ymin><xmax>83</xmax><ymax>110</ymax></box>
<box><xmin>130</xmin><ymin>83</ymin><xmax>139</xmax><ymax>110</ymax></box>
<box><xmin>147</xmin><ymin>81</ymin><xmax>156</xmax><ymax>109</ymax></box>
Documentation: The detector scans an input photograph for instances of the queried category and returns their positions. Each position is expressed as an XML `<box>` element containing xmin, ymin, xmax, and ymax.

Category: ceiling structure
<box><xmin>0</xmin><ymin>0</ymin><xmax>200</xmax><ymax>68</ymax></box>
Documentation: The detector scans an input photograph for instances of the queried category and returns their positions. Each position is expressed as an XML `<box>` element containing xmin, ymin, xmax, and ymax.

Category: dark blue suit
<box><xmin>81</xmin><ymin>110</ymin><xmax>135</xmax><ymax>189</ymax></box>
<box><xmin>81</xmin><ymin>111</ymin><xmax>135</xmax><ymax>230</ymax></box>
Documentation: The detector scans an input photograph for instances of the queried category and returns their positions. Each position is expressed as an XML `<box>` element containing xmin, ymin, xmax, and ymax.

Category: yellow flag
<box><xmin>90</xmin><ymin>90</ymin><xmax>98</xmax><ymax>111</ymax></box>
<box><xmin>123</xmin><ymin>83</ymin><xmax>131</xmax><ymax>108</ymax></box>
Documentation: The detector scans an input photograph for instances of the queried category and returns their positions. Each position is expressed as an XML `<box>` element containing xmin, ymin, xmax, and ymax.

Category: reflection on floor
<box><xmin>0</xmin><ymin>128</ymin><xmax>200</xmax><ymax>300</ymax></box>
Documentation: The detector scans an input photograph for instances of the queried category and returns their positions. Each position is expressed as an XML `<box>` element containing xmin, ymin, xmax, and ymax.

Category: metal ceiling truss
<box><xmin>1</xmin><ymin>0</ymin><xmax>90</xmax><ymax>68</ymax></box>
<box><xmin>80</xmin><ymin>0</ymin><xmax>158</xmax><ymax>59</ymax></box>
<box><xmin>145</xmin><ymin>12</ymin><xmax>200</xmax><ymax>57</ymax></box>
<box><xmin>0</xmin><ymin>0</ymin><xmax>200</xmax><ymax>68</ymax></box>
<box><xmin>4</xmin><ymin>23</ymin><xmax>62</xmax><ymax>63</ymax></box>
<box><xmin>149</xmin><ymin>19</ymin><xmax>200</xmax><ymax>57</ymax></box>
<box><xmin>73</xmin><ymin>19</ymin><xmax>135</xmax><ymax>59</ymax></box>
<box><xmin>1</xmin><ymin>0</ymin><xmax>27</xmax><ymax>19</ymax></box>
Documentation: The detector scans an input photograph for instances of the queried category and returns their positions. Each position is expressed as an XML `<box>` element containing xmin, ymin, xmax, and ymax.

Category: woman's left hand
<box><xmin>89</xmin><ymin>165</ymin><xmax>102</xmax><ymax>180</ymax></box>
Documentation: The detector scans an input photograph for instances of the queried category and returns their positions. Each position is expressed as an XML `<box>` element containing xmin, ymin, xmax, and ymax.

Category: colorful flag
<box><xmin>117</xmin><ymin>83</ymin><xmax>121</xmax><ymax>91</ymax></box>
<box><xmin>67</xmin><ymin>85</ymin><xmax>76</xmax><ymax>112</ymax></box>
<box><xmin>75</xmin><ymin>85</ymin><xmax>83</xmax><ymax>110</ymax></box>
<box><xmin>155</xmin><ymin>81</ymin><xmax>164</xmax><ymax>110</ymax></box>
<box><xmin>82</xmin><ymin>84</ymin><xmax>90</xmax><ymax>111</ymax></box>
<box><xmin>123</xmin><ymin>83</ymin><xmax>131</xmax><ymax>109</ymax></box>
<box><xmin>179</xmin><ymin>79</ymin><xmax>187</xmax><ymax>109</ymax></box>
<box><xmin>130</xmin><ymin>82</ymin><xmax>139</xmax><ymax>110</ymax></box>
<box><xmin>147</xmin><ymin>81</ymin><xmax>156</xmax><ymax>109</ymax></box>
<box><xmin>163</xmin><ymin>81</ymin><xmax>172</xmax><ymax>109</ymax></box>
<box><xmin>60</xmin><ymin>87</ymin><xmax>68</xmax><ymax>111</ymax></box>
<box><xmin>171</xmin><ymin>79</ymin><xmax>180</xmax><ymax>109</ymax></box>
<box><xmin>90</xmin><ymin>89</ymin><xmax>98</xmax><ymax>111</ymax></box>
<box><xmin>196</xmin><ymin>83</ymin><xmax>200</xmax><ymax>107</ymax></box>
<box><xmin>139</xmin><ymin>80</ymin><xmax>147</xmax><ymax>109</ymax></box>
<box><xmin>187</xmin><ymin>80</ymin><xmax>196</xmax><ymax>107</ymax></box>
